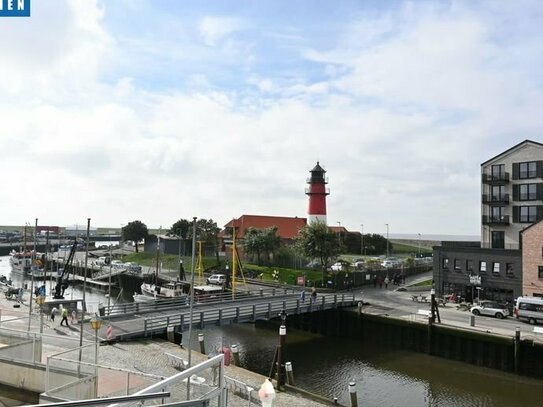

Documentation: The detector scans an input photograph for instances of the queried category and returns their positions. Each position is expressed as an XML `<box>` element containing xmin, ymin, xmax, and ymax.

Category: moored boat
<box><xmin>135</xmin><ymin>281</ymin><xmax>189</xmax><ymax>302</ymax></box>
<box><xmin>9</xmin><ymin>250</ymin><xmax>42</xmax><ymax>275</ymax></box>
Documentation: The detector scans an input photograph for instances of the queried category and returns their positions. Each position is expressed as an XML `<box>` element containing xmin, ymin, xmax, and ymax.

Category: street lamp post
<box><xmin>90</xmin><ymin>314</ymin><xmax>102</xmax><ymax>396</ymax></box>
<box><xmin>277</xmin><ymin>309</ymin><xmax>287</xmax><ymax>390</ymax></box>
<box><xmin>360</xmin><ymin>224</ymin><xmax>364</xmax><ymax>256</ymax></box>
<box><xmin>337</xmin><ymin>221</ymin><xmax>341</xmax><ymax>243</ymax></box>
<box><xmin>418</xmin><ymin>233</ymin><xmax>421</xmax><ymax>258</ymax></box>
<box><xmin>385</xmin><ymin>224</ymin><xmax>389</xmax><ymax>258</ymax></box>
<box><xmin>37</xmin><ymin>295</ymin><xmax>45</xmax><ymax>334</ymax></box>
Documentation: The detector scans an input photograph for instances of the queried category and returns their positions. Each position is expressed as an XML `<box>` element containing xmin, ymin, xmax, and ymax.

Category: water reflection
<box><xmin>184</xmin><ymin>322</ymin><xmax>543</xmax><ymax>407</ymax></box>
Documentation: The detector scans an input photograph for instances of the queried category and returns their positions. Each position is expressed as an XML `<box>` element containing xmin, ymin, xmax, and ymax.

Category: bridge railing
<box><xmin>142</xmin><ymin>293</ymin><xmax>355</xmax><ymax>335</ymax></box>
<box><xmin>104</xmin><ymin>286</ymin><xmax>302</xmax><ymax>317</ymax></box>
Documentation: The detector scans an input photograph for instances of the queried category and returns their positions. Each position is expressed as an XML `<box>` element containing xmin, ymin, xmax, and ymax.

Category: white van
<box><xmin>514</xmin><ymin>296</ymin><xmax>543</xmax><ymax>325</ymax></box>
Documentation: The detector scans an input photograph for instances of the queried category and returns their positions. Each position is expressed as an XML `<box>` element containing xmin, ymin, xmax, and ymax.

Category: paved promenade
<box><xmin>0</xmin><ymin>288</ymin><xmax>335</xmax><ymax>406</ymax></box>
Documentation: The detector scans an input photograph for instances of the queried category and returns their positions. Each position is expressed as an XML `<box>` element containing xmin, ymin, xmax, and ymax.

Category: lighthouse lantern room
<box><xmin>306</xmin><ymin>162</ymin><xmax>329</xmax><ymax>224</ymax></box>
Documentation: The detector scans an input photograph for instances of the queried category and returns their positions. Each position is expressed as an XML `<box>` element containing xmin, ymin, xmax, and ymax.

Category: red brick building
<box><xmin>521</xmin><ymin>220</ymin><xmax>543</xmax><ymax>297</ymax></box>
<box><xmin>219</xmin><ymin>215</ymin><xmax>307</xmax><ymax>250</ymax></box>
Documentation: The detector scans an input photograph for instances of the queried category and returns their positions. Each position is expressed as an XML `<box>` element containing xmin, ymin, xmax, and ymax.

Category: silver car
<box><xmin>470</xmin><ymin>302</ymin><xmax>509</xmax><ymax>319</ymax></box>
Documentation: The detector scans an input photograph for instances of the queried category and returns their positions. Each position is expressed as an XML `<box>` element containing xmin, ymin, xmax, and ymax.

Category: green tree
<box><xmin>244</xmin><ymin>227</ymin><xmax>265</xmax><ymax>265</ymax></box>
<box><xmin>363</xmin><ymin>233</ymin><xmax>393</xmax><ymax>255</ymax></box>
<box><xmin>243</xmin><ymin>226</ymin><xmax>282</xmax><ymax>265</ymax></box>
<box><xmin>122</xmin><ymin>220</ymin><xmax>149</xmax><ymax>253</ymax></box>
<box><xmin>263</xmin><ymin>226</ymin><xmax>281</xmax><ymax>262</ymax></box>
<box><xmin>169</xmin><ymin>219</ymin><xmax>191</xmax><ymax>255</ymax></box>
<box><xmin>189</xmin><ymin>219</ymin><xmax>221</xmax><ymax>265</ymax></box>
<box><xmin>295</xmin><ymin>221</ymin><xmax>342</xmax><ymax>284</ymax></box>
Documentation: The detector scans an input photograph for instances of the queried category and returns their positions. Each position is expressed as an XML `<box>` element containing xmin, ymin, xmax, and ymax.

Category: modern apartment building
<box><xmin>481</xmin><ymin>140</ymin><xmax>543</xmax><ymax>250</ymax></box>
<box><xmin>433</xmin><ymin>140</ymin><xmax>543</xmax><ymax>302</ymax></box>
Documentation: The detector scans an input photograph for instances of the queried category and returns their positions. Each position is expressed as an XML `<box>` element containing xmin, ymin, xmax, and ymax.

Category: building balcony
<box><xmin>482</xmin><ymin>194</ymin><xmax>510</xmax><ymax>205</ymax></box>
<box><xmin>482</xmin><ymin>215</ymin><xmax>510</xmax><ymax>225</ymax></box>
<box><xmin>482</xmin><ymin>172</ymin><xmax>510</xmax><ymax>184</ymax></box>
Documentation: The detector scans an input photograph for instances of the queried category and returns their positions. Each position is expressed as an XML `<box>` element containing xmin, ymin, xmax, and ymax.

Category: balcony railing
<box><xmin>482</xmin><ymin>193</ymin><xmax>510</xmax><ymax>204</ymax></box>
<box><xmin>482</xmin><ymin>215</ymin><xmax>510</xmax><ymax>225</ymax></box>
<box><xmin>482</xmin><ymin>172</ymin><xmax>510</xmax><ymax>184</ymax></box>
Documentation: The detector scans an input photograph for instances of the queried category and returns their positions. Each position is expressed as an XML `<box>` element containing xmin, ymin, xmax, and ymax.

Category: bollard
<box><xmin>357</xmin><ymin>301</ymin><xmax>363</xmax><ymax>315</ymax></box>
<box><xmin>167</xmin><ymin>326</ymin><xmax>175</xmax><ymax>343</ymax></box>
<box><xmin>198</xmin><ymin>333</ymin><xmax>206</xmax><ymax>354</ymax></box>
<box><xmin>514</xmin><ymin>327</ymin><xmax>521</xmax><ymax>374</ymax></box>
<box><xmin>285</xmin><ymin>361</ymin><xmax>294</xmax><ymax>385</ymax></box>
<box><xmin>348</xmin><ymin>381</ymin><xmax>358</xmax><ymax>407</ymax></box>
<box><xmin>232</xmin><ymin>344</ymin><xmax>240</xmax><ymax>366</ymax></box>
<box><xmin>470</xmin><ymin>315</ymin><xmax>475</xmax><ymax>327</ymax></box>
<box><xmin>334</xmin><ymin>397</ymin><xmax>338</xmax><ymax>404</ymax></box>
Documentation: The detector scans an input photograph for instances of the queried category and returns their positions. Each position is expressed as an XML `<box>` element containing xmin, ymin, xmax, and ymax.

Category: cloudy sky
<box><xmin>2</xmin><ymin>0</ymin><xmax>543</xmax><ymax>236</ymax></box>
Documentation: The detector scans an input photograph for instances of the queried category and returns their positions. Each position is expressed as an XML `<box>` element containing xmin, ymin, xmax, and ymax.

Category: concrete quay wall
<box><xmin>288</xmin><ymin>307</ymin><xmax>543</xmax><ymax>378</ymax></box>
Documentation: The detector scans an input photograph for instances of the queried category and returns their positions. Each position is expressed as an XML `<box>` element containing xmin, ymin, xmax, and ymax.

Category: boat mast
<box><xmin>155</xmin><ymin>235</ymin><xmax>160</xmax><ymax>284</ymax></box>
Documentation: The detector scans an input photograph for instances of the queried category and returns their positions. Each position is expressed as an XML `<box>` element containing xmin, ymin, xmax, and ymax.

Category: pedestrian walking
<box><xmin>50</xmin><ymin>306</ymin><xmax>58</xmax><ymax>322</ymax></box>
<box><xmin>71</xmin><ymin>310</ymin><xmax>77</xmax><ymax>323</ymax></box>
<box><xmin>310</xmin><ymin>287</ymin><xmax>317</xmax><ymax>303</ymax></box>
<box><xmin>300</xmin><ymin>290</ymin><xmax>306</xmax><ymax>303</ymax></box>
<box><xmin>384</xmin><ymin>275</ymin><xmax>389</xmax><ymax>289</ymax></box>
<box><xmin>60</xmin><ymin>307</ymin><xmax>69</xmax><ymax>326</ymax></box>
<box><xmin>379</xmin><ymin>278</ymin><xmax>383</xmax><ymax>289</ymax></box>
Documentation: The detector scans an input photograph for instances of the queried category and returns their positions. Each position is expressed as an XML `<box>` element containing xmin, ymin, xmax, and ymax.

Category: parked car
<box><xmin>206</xmin><ymin>274</ymin><xmax>227</xmax><ymax>285</ymax></box>
<box><xmin>353</xmin><ymin>259</ymin><xmax>365</xmax><ymax>269</ymax></box>
<box><xmin>111</xmin><ymin>260</ymin><xmax>124</xmax><ymax>269</ymax></box>
<box><xmin>470</xmin><ymin>302</ymin><xmax>509</xmax><ymax>319</ymax></box>
<box><xmin>381</xmin><ymin>258</ymin><xmax>401</xmax><ymax>268</ymax></box>
<box><xmin>96</xmin><ymin>256</ymin><xmax>110</xmax><ymax>266</ymax></box>
<box><xmin>123</xmin><ymin>262</ymin><xmax>142</xmax><ymax>273</ymax></box>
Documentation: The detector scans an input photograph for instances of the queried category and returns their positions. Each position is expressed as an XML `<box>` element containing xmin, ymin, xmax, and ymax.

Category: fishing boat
<box><xmin>134</xmin><ymin>281</ymin><xmax>189</xmax><ymax>303</ymax></box>
<box><xmin>9</xmin><ymin>250</ymin><xmax>42</xmax><ymax>275</ymax></box>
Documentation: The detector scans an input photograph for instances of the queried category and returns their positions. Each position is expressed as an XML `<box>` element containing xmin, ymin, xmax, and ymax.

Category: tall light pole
<box><xmin>418</xmin><ymin>233</ymin><xmax>421</xmax><ymax>258</ymax></box>
<box><xmin>360</xmin><ymin>224</ymin><xmax>364</xmax><ymax>256</ymax></box>
<box><xmin>385</xmin><ymin>223</ymin><xmax>389</xmax><ymax>258</ymax></box>
<box><xmin>337</xmin><ymin>221</ymin><xmax>341</xmax><ymax>243</ymax></box>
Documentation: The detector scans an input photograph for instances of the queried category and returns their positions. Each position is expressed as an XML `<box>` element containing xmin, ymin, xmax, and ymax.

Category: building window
<box><xmin>442</xmin><ymin>258</ymin><xmax>449</xmax><ymax>269</ymax></box>
<box><xmin>493</xmin><ymin>262</ymin><xmax>500</xmax><ymax>273</ymax></box>
<box><xmin>491</xmin><ymin>206</ymin><xmax>506</xmax><ymax>223</ymax></box>
<box><xmin>519</xmin><ymin>162</ymin><xmax>537</xmax><ymax>179</ymax></box>
<box><xmin>492</xmin><ymin>164</ymin><xmax>505</xmax><ymax>179</ymax></box>
<box><xmin>466</xmin><ymin>260</ymin><xmax>473</xmax><ymax>272</ymax></box>
<box><xmin>520</xmin><ymin>206</ymin><xmax>537</xmax><ymax>222</ymax></box>
<box><xmin>519</xmin><ymin>184</ymin><xmax>537</xmax><ymax>201</ymax></box>
<box><xmin>506</xmin><ymin>263</ymin><xmax>514</xmax><ymax>276</ymax></box>
<box><xmin>539</xmin><ymin>266</ymin><xmax>543</xmax><ymax>279</ymax></box>
<box><xmin>480</xmin><ymin>261</ymin><xmax>487</xmax><ymax>273</ymax></box>
<box><xmin>491</xmin><ymin>185</ymin><xmax>505</xmax><ymax>201</ymax></box>
<box><xmin>491</xmin><ymin>231</ymin><xmax>505</xmax><ymax>249</ymax></box>
<box><xmin>454</xmin><ymin>259</ymin><xmax>461</xmax><ymax>271</ymax></box>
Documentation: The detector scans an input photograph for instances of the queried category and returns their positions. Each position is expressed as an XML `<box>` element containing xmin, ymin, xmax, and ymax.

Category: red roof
<box><xmin>221</xmin><ymin>215</ymin><xmax>307</xmax><ymax>239</ymax></box>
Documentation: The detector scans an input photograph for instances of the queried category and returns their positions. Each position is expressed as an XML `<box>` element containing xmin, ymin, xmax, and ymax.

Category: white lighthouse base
<box><xmin>308</xmin><ymin>214</ymin><xmax>327</xmax><ymax>224</ymax></box>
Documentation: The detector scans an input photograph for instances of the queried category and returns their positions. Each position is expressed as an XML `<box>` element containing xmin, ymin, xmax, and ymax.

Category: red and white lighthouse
<box><xmin>305</xmin><ymin>162</ymin><xmax>329</xmax><ymax>224</ymax></box>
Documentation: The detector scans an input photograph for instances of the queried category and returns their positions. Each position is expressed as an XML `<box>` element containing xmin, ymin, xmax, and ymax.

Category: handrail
<box><xmin>142</xmin><ymin>293</ymin><xmax>355</xmax><ymax>334</ymax></box>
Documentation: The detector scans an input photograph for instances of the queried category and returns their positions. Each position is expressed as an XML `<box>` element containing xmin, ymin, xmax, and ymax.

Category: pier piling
<box><xmin>348</xmin><ymin>381</ymin><xmax>358</xmax><ymax>407</ymax></box>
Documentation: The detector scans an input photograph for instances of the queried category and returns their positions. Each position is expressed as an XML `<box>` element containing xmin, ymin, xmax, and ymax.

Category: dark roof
<box><xmin>310</xmin><ymin>161</ymin><xmax>326</xmax><ymax>173</ymax></box>
<box><xmin>481</xmin><ymin>139</ymin><xmax>543</xmax><ymax>166</ymax></box>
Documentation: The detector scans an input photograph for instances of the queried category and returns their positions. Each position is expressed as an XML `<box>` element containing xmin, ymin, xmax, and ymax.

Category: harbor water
<box><xmin>1</xmin><ymin>255</ymin><xmax>543</xmax><ymax>406</ymax></box>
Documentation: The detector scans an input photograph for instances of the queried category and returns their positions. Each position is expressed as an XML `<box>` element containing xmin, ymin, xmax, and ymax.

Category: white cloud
<box><xmin>2</xmin><ymin>1</ymin><xmax>543</xmax><ymax>237</ymax></box>
<box><xmin>198</xmin><ymin>16</ymin><xmax>246</xmax><ymax>46</ymax></box>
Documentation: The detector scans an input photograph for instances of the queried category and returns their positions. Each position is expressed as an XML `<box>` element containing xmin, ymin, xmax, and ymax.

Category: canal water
<box><xmin>2</xmin><ymin>256</ymin><xmax>543</xmax><ymax>406</ymax></box>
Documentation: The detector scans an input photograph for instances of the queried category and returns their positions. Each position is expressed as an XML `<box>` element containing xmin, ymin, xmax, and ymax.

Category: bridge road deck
<box><xmin>95</xmin><ymin>293</ymin><xmax>356</xmax><ymax>341</ymax></box>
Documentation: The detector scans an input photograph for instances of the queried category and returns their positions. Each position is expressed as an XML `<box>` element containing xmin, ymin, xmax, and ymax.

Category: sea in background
<box><xmin>390</xmin><ymin>233</ymin><xmax>480</xmax><ymax>241</ymax></box>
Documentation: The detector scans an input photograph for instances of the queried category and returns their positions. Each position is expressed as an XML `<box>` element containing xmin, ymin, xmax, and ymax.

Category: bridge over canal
<box><xmin>95</xmin><ymin>290</ymin><xmax>356</xmax><ymax>341</ymax></box>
